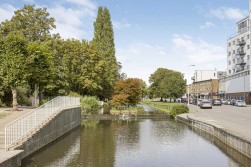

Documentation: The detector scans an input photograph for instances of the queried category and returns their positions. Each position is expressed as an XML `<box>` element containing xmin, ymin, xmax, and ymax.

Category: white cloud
<box><xmin>0</xmin><ymin>4</ymin><xmax>16</xmax><ymax>23</ymax></box>
<box><xmin>172</xmin><ymin>34</ymin><xmax>225</xmax><ymax>64</ymax></box>
<box><xmin>210</xmin><ymin>7</ymin><xmax>247</xmax><ymax>20</ymax></box>
<box><xmin>113</xmin><ymin>20</ymin><xmax>131</xmax><ymax>30</ymax></box>
<box><xmin>200</xmin><ymin>21</ymin><xmax>216</xmax><ymax>29</ymax></box>
<box><xmin>47</xmin><ymin>1</ymin><xmax>97</xmax><ymax>40</ymax></box>
<box><xmin>116</xmin><ymin>42</ymin><xmax>168</xmax><ymax>84</ymax></box>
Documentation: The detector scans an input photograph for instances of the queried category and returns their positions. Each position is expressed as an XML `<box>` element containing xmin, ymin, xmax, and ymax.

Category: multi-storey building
<box><xmin>221</xmin><ymin>1</ymin><xmax>251</xmax><ymax>104</ymax></box>
<box><xmin>188</xmin><ymin>70</ymin><xmax>225</xmax><ymax>100</ymax></box>
<box><xmin>189</xmin><ymin>79</ymin><xmax>219</xmax><ymax>100</ymax></box>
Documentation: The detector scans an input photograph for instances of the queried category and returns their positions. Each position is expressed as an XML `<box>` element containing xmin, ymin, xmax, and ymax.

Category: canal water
<box><xmin>21</xmin><ymin>117</ymin><xmax>250</xmax><ymax>167</ymax></box>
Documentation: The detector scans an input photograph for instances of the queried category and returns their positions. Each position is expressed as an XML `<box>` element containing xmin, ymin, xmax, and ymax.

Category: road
<box><xmin>188</xmin><ymin>104</ymin><xmax>251</xmax><ymax>141</ymax></box>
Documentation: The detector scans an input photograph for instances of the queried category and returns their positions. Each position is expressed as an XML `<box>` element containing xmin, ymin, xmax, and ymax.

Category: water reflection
<box><xmin>22</xmin><ymin>119</ymin><xmax>249</xmax><ymax>167</ymax></box>
<box><xmin>190</xmin><ymin>127</ymin><xmax>251</xmax><ymax>167</ymax></box>
<box><xmin>21</xmin><ymin>127</ymin><xmax>81</xmax><ymax>167</ymax></box>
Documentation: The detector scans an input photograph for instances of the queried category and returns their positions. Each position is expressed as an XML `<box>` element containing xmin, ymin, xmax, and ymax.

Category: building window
<box><xmin>248</xmin><ymin>45</ymin><xmax>250</xmax><ymax>49</ymax></box>
<box><xmin>248</xmin><ymin>65</ymin><xmax>250</xmax><ymax>69</ymax></box>
<box><xmin>233</xmin><ymin>50</ymin><xmax>235</xmax><ymax>54</ymax></box>
<box><xmin>228</xmin><ymin>61</ymin><xmax>231</xmax><ymax>65</ymax></box>
<box><xmin>233</xmin><ymin>40</ymin><xmax>235</xmax><ymax>45</ymax></box>
<box><xmin>248</xmin><ymin>34</ymin><xmax>250</xmax><ymax>39</ymax></box>
<box><xmin>233</xmin><ymin>59</ymin><xmax>235</xmax><ymax>63</ymax></box>
<box><xmin>248</xmin><ymin>55</ymin><xmax>250</xmax><ymax>60</ymax></box>
<box><xmin>228</xmin><ymin>52</ymin><xmax>231</xmax><ymax>56</ymax></box>
<box><xmin>229</xmin><ymin>43</ymin><xmax>231</xmax><ymax>47</ymax></box>
<box><xmin>229</xmin><ymin>70</ymin><xmax>231</xmax><ymax>74</ymax></box>
<box><xmin>233</xmin><ymin>69</ymin><xmax>235</xmax><ymax>73</ymax></box>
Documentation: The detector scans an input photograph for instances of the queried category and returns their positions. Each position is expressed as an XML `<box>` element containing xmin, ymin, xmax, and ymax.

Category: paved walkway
<box><xmin>0</xmin><ymin>107</ymin><xmax>34</xmax><ymax>149</ymax></box>
<box><xmin>187</xmin><ymin>104</ymin><xmax>251</xmax><ymax>141</ymax></box>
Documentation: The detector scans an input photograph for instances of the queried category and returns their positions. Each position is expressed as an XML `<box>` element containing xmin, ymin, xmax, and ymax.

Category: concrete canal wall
<box><xmin>176</xmin><ymin>114</ymin><xmax>251</xmax><ymax>158</ymax></box>
<box><xmin>0</xmin><ymin>107</ymin><xmax>81</xmax><ymax>167</ymax></box>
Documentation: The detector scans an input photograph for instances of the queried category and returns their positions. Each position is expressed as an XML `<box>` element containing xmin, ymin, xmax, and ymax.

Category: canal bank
<box><xmin>0</xmin><ymin>96</ymin><xmax>81</xmax><ymax>167</ymax></box>
<box><xmin>176</xmin><ymin>105</ymin><xmax>251</xmax><ymax>159</ymax></box>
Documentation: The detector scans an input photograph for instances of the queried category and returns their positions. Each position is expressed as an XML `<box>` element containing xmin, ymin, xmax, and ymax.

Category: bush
<box><xmin>81</xmin><ymin>96</ymin><xmax>101</xmax><ymax>114</ymax></box>
<box><xmin>68</xmin><ymin>91</ymin><xmax>81</xmax><ymax>97</ymax></box>
<box><xmin>0</xmin><ymin>99</ymin><xmax>5</xmax><ymax>107</ymax></box>
<box><xmin>170</xmin><ymin>104</ymin><xmax>189</xmax><ymax>118</ymax></box>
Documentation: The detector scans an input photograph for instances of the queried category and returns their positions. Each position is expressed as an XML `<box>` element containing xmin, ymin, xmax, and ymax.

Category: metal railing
<box><xmin>4</xmin><ymin>96</ymin><xmax>80</xmax><ymax>150</ymax></box>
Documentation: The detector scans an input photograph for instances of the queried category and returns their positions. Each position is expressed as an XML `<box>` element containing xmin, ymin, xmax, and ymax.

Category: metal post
<box><xmin>188</xmin><ymin>65</ymin><xmax>195</xmax><ymax>106</ymax></box>
<box><xmin>244</xmin><ymin>72</ymin><xmax>246</xmax><ymax>102</ymax></box>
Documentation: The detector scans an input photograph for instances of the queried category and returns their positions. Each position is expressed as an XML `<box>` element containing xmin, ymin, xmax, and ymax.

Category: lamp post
<box><xmin>188</xmin><ymin>65</ymin><xmax>195</xmax><ymax>106</ymax></box>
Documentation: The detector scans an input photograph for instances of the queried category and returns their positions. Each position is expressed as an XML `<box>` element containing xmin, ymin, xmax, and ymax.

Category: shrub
<box><xmin>68</xmin><ymin>91</ymin><xmax>81</xmax><ymax>97</ymax></box>
<box><xmin>0</xmin><ymin>99</ymin><xmax>5</xmax><ymax>107</ymax></box>
<box><xmin>81</xmin><ymin>96</ymin><xmax>101</xmax><ymax>114</ymax></box>
<box><xmin>170</xmin><ymin>104</ymin><xmax>189</xmax><ymax>118</ymax></box>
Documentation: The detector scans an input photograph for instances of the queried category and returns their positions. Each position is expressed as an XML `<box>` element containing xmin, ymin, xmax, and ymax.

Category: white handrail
<box><xmin>4</xmin><ymin>96</ymin><xmax>80</xmax><ymax>149</ymax></box>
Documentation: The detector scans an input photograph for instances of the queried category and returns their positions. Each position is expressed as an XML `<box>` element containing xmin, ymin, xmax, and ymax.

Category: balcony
<box><xmin>236</xmin><ymin>60</ymin><xmax>246</xmax><ymax>66</ymax></box>
<box><xmin>235</xmin><ymin>50</ymin><xmax>245</xmax><ymax>56</ymax></box>
<box><xmin>236</xmin><ymin>40</ymin><xmax>246</xmax><ymax>46</ymax></box>
<box><xmin>236</xmin><ymin>68</ymin><xmax>244</xmax><ymax>73</ymax></box>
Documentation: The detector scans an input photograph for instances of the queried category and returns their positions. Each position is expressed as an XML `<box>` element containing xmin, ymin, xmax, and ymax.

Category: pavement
<box><xmin>187</xmin><ymin>104</ymin><xmax>251</xmax><ymax>142</ymax></box>
<box><xmin>0</xmin><ymin>107</ymin><xmax>34</xmax><ymax>150</ymax></box>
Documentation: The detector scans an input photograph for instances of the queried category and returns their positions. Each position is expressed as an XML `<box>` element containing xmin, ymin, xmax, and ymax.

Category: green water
<box><xmin>22</xmin><ymin>118</ymin><xmax>250</xmax><ymax>167</ymax></box>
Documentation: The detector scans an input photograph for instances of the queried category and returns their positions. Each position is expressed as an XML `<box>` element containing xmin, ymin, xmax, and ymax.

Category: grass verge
<box><xmin>141</xmin><ymin>100</ymin><xmax>188</xmax><ymax>117</ymax></box>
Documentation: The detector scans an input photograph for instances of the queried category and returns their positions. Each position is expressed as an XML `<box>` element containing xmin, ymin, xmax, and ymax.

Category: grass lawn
<box><xmin>141</xmin><ymin>100</ymin><xmax>185</xmax><ymax>113</ymax></box>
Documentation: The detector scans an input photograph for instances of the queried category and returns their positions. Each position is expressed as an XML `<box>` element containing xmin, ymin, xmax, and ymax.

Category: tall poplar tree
<box><xmin>92</xmin><ymin>6</ymin><xmax>118</xmax><ymax>100</ymax></box>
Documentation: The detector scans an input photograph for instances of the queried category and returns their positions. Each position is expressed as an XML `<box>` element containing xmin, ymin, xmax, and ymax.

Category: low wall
<box><xmin>176</xmin><ymin>114</ymin><xmax>251</xmax><ymax>158</ymax></box>
<box><xmin>0</xmin><ymin>106</ymin><xmax>81</xmax><ymax>167</ymax></box>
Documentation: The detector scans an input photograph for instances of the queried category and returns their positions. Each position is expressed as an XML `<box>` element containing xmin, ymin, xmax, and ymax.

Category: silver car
<box><xmin>212</xmin><ymin>99</ymin><xmax>221</xmax><ymax>106</ymax></box>
<box><xmin>200</xmin><ymin>100</ymin><xmax>212</xmax><ymax>109</ymax></box>
<box><xmin>236</xmin><ymin>100</ymin><xmax>246</xmax><ymax>107</ymax></box>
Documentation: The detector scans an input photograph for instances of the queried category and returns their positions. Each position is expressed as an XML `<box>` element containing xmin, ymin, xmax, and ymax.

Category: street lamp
<box><xmin>188</xmin><ymin>65</ymin><xmax>195</xmax><ymax>106</ymax></box>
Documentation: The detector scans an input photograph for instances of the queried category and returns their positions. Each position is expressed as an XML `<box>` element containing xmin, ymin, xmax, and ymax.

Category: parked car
<box><xmin>236</xmin><ymin>100</ymin><xmax>246</xmax><ymax>107</ymax></box>
<box><xmin>230</xmin><ymin>99</ymin><xmax>237</xmax><ymax>105</ymax></box>
<box><xmin>225</xmin><ymin>100</ymin><xmax>231</xmax><ymax>105</ymax></box>
<box><xmin>221</xmin><ymin>99</ymin><xmax>226</xmax><ymax>104</ymax></box>
<box><xmin>197</xmin><ymin>99</ymin><xmax>202</xmax><ymax>106</ymax></box>
<box><xmin>200</xmin><ymin>100</ymin><xmax>212</xmax><ymax>109</ymax></box>
<box><xmin>212</xmin><ymin>99</ymin><xmax>221</xmax><ymax>106</ymax></box>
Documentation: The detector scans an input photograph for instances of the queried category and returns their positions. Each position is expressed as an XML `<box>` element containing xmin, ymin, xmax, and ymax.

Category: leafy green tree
<box><xmin>79</xmin><ymin>41</ymin><xmax>105</xmax><ymax>95</ymax></box>
<box><xmin>61</xmin><ymin>39</ymin><xmax>83</xmax><ymax>93</ymax></box>
<box><xmin>26</xmin><ymin>42</ymin><xmax>52</xmax><ymax>101</ymax></box>
<box><xmin>139</xmin><ymin>79</ymin><xmax>147</xmax><ymax>98</ymax></box>
<box><xmin>0</xmin><ymin>5</ymin><xmax>56</xmax><ymax>106</ymax></box>
<box><xmin>149</xmin><ymin>68</ymin><xmax>186</xmax><ymax>100</ymax></box>
<box><xmin>92</xmin><ymin>6</ymin><xmax>118</xmax><ymax>99</ymax></box>
<box><xmin>44</xmin><ymin>35</ymin><xmax>69</xmax><ymax>96</ymax></box>
<box><xmin>0</xmin><ymin>32</ymin><xmax>28</xmax><ymax>110</ymax></box>
<box><xmin>0</xmin><ymin>5</ymin><xmax>55</xmax><ymax>42</ymax></box>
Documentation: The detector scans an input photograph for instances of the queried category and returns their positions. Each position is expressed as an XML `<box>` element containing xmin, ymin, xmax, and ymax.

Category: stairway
<box><xmin>0</xmin><ymin>132</ymin><xmax>5</xmax><ymax>150</ymax></box>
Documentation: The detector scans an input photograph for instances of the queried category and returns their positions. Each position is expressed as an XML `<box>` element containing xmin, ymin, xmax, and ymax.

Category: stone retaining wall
<box><xmin>176</xmin><ymin>114</ymin><xmax>251</xmax><ymax>158</ymax></box>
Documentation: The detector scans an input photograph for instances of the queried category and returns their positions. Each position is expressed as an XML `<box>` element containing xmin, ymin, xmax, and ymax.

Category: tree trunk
<box><xmin>11</xmin><ymin>86</ymin><xmax>18</xmax><ymax>111</ymax></box>
<box><xmin>38</xmin><ymin>85</ymin><xmax>42</xmax><ymax>104</ymax></box>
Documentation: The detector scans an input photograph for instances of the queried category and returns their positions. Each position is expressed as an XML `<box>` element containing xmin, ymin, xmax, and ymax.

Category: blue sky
<box><xmin>0</xmin><ymin>0</ymin><xmax>249</xmax><ymax>84</ymax></box>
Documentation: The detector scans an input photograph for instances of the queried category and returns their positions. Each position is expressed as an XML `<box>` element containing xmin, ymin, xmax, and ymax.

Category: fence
<box><xmin>5</xmin><ymin>96</ymin><xmax>80</xmax><ymax>150</ymax></box>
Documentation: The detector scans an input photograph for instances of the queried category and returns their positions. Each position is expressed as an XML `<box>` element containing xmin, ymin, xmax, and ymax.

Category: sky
<box><xmin>0</xmin><ymin>0</ymin><xmax>249</xmax><ymax>84</ymax></box>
